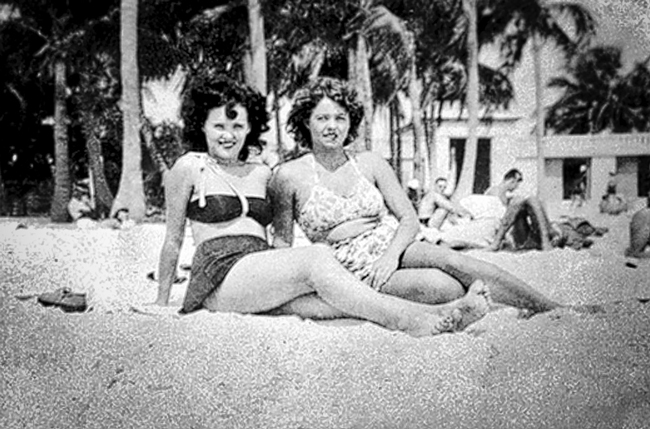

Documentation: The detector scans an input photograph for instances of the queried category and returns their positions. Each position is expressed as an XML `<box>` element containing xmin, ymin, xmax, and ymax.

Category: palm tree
<box><xmin>546</xmin><ymin>45</ymin><xmax>650</xmax><ymax>134</ymax></box>
<box><xmin>482</xmin><ymin>0</ymin><xmax>595</xmax><ymax>193</ymax></box>
<box><xmin>385</xmin><ymin>0</ymin><xmax>514</xmax><ymax>193</ymax></box>
<box><xmin>453</xmin><ymin>0</ymin><xmax>479</xmax><ymax>198</ymax></box>
<box><xmin>265</xmin><ymin>0</ymin><xmax>412</xmax><ymax>152</ymax></box>
<box><xmin>111</xmin><ymin>0</ymin><xmax>146</xmax><ymax>220</ymax></box>
<box><xmin>1</xmin><ymin>0</ymin><xmax>119</xmax><ymax>221</ymax></box>
<box><xmin>245</xmin><ymin>0</ymin><xmax>267</xmax><ymax>95</ymax></box>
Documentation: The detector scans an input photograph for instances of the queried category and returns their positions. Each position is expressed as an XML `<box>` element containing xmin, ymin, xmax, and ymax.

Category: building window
<box><xmin>563</xmin><ymin>158</ymin><xmax>591</xmax><ymax>200</ymax></box>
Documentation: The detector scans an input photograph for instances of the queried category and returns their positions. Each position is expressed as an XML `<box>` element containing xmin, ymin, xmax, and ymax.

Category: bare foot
<box><xmin>447</xmin><ymin>280</ymin><xmax>492</xmax><ymax>331</ymax></box>
<box><xmin>402</xmin><ymin>311</ymin><xmax>460</xmax><ymax>338</ymax></box>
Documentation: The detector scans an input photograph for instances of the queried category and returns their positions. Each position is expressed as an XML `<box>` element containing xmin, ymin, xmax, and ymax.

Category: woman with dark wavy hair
<box><xmin>270</xmin><ymin>77</ymin><xmax>563</xmax><ymax>316</ymax></box>
<box><xmin>154</xmin><ymin>75</ymin><xmax>491</xmax><ymax>337</ymax></box>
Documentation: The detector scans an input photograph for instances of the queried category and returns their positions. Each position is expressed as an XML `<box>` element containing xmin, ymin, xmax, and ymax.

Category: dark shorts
<box><xmin>180</xmin><ymin>235</ymin><xmax>271</xmax><ymax>314</ymax></box>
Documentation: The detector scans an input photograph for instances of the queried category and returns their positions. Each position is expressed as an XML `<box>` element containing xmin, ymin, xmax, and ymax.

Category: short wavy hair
<box><xmin>286</xmin><ymin>77</ymin><xmax>364</xmax><ymax>149</ymax></box>
<box><xmin>181</xmin><ymin>75</ymin><xmax>269</xmax><ymax>160</ymax></box>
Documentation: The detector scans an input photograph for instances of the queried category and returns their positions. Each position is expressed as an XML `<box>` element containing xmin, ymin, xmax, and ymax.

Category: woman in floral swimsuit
<box><xmin>154</xmin><ymin>75</ymin><xmax>494</xmax><ymax>337</ymax></box>
<box><xmin>270</xmin><ymin>77</ymin><xmax>562</xmax><ymax>316</ymax></box>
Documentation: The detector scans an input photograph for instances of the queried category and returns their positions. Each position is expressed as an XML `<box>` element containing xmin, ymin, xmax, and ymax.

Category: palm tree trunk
<box><xmin>50</xmin><ymin>59</ymin><xmax>71</xmax><ymax>222</ymax></box>
<box><xmin>390</xmin><ymin>101</ymin><xmax>402</xmax><ymax>181</ymax></box>
<box><xmin>356</xmin><ymin>35</ymin><xmax>373</xmax><ymax>151</ymax></box>
<box><xmin>245</xmin><ymin>0</ymin><xmax>267</xmax><ymax>95</ymax></box>
<box><xmin>0</xmin><ymin>157</ymin><xmax>7</xmax><ymax>216</ymax></box>
<box><xmin>112</xmin><ymin>0</ymin><xmax>146</xmax><ymax>220</ymax></box>
<box><xmin>533</xmin><ymin>32</ymin><xmax>545</xmax><ymax>196</ymax></box>
<box><xmin>348</xmin><ymin>37</ymin><xmax>373</xmax><ymax>152</ymax></box>
<box><xmin>454</xmin><ymin>0</ymin><xmax>479</xmax><ymax>199</ymax></box>
<box><xmin>273</xmin><ymin>91</ymin><xmax>284</xmax><ymax>162</ymax></box>
<box><xmin>426</xmin><ymin>102</ymin><xmax>438</xmax><ymax>188</ymax></box>
<box><xmin>407</xmin><ymin>60</ymin><xmax>426</xmax><ymax>189</ymax></box>
<box><xmin>81</xmin><ymin>110</ymin><xmax>114</xmax><ymax>217</ymax></box>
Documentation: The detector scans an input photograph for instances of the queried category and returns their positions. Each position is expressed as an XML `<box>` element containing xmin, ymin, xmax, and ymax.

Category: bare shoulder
<box><xmin>274</xmin><ymin>155</ymin><xmax>312</xmax><ymax>181</ymax></box>
<box><xmin>249</xmin><ymin>162</ymin><xmax>273</xmax><ymax>181</ymax></box>
<box><xmin>166</xmin><ymin>152</ymin><xmax>201</xmax><ymax>184</ymax></box>
<box><xmin>355</xmin><ymin>150</ymin><xmax>393</xmax><ymax>177</ymax></box>
<box><xmin>172</xmin><ymin>151</ymin><xmax>201</xmax><ymax>170</ymax></box>
<box><xmin>270</xmin><ymin>155</ymin><xmax>312</xmax><ymax>193</ymax></box>
<box><xmin>355</xmin><ymin>150</ymin><xmax>386</xmax><ymax>166</ymax></box>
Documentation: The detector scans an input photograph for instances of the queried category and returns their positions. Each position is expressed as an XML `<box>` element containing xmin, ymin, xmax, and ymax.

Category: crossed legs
<box><xmin>399</xmin><ymin>241</ymin><xmax>561</xmax><ymax>313</ymax></box>
<box><xmin>269</xmin><ymin>238</ymin><xmax>559</xmax><ymax>320</ymax></box>
<box><xmin>204</xmin><ymin>244</ymin><xmax>489</xmax><ymax>336</ymax></box>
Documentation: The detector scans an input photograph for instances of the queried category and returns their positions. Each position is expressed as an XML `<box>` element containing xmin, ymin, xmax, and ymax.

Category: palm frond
<box><xmin>141</xmin><ymin>65</ymin><xmax>187</xmax><ymax>126</ymax></box>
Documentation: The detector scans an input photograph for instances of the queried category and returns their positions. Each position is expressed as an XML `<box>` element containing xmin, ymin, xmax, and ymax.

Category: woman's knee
<box><xmin>296</xmin><ymin>244</ymin><xmax>339</xmax><ymax>274</ymax></box>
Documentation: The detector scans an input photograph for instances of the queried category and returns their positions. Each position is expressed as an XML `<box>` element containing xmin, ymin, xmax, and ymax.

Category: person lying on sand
<box><xmin>625</xmin><ymin>207</ymin><xmax>650</xmax><ymax>259</ymax></box>
<box><xmin>153</xmin><ymin>75</ymin><xmax>491</xmax><ymax>337</ymax></box>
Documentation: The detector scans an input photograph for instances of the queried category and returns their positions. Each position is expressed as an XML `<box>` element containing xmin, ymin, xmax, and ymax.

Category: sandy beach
<box><xmin>1</xmin><ymin>203</ymin><xmax>649</xmax><ymax>429</ymax></box>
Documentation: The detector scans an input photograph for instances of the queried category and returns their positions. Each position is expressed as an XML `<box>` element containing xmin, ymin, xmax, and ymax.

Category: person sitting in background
<box><xmin>599</xmin><ymin>173</ymin><xmax>627</xmax><ymax>215</ymax></box>
<box><xmin>625</xmin><ymin>205</ymin><xmax>650</xmax><ymax>259</ymax></box>
<box><xmin>483</xmin><ymin>169</ymin><xmax>557</xmax><ymax>251</ymax></box>
<box><xmin>68</xmin><ymin>180</ymin><xmax>97</xmax><ymax>227</ymax></box>
<box><xmin>102</xmin><ymin>208</ymin><xmax>136</xmax><ymax>230</ymax></box>
<box><xmin>569</xmin><ymin>164</ymin><xmax>588</xmax><ymax>210</ymax></box>
<box><xmin>418</xmin><ymin>177</ymin><xmax>473</xmax><ymax>229</ymax></box>
<box><xmin>422</xmin><ymin>169</ymin><xmax>558</xmax><ymax>251</ymax></box>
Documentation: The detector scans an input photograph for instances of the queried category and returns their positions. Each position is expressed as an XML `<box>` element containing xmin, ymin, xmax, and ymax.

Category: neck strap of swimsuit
<box><xmin>202</xmin><ymin>155</ymin><xmax>249</xmax><ymax>217</ymax></box>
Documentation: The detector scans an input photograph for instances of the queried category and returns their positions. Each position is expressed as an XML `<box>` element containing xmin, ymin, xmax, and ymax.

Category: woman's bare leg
<box><xmin>266</xmin><ymin>293</ymin><xmax>347</xmax><ymax>319</ymax></box>
<box><xmin>400</xmin><ymin>241</ymin><xmax>561</xmax><ymax>313</ymax></box>
<box><xmin>270</xmin><ymin>279</ymin><xmax>491</xmax><ymax>332</ymax></box>
<box><xmin>203</xmin><ymin>244</ymin><xmax>460</xmax><ymax>336</ymax></box>
<box><xmin>273</xmin><ymin>268</ymin><xmax>465</xmax><ymax>317</ymax></box>
<box><xmin>382</xmin><ymin>268</ymin><xmax>465</xmax><ymax>304</ymax></box>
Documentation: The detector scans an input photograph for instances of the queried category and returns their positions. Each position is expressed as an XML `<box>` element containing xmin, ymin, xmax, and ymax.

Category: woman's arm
<box><xmin>156</xmin><ymin>157</ymin><xmax>193</xmax><ymax>305</ymax></box>
<box><xmin>362</xmin><ymin>152</ymin><xmax>420</xmax><ymax>289</ymax></box>
<box><xmin>268</xmin><ymin>165</ymin><xmax>296</xmax><ymax>248</ymax></box>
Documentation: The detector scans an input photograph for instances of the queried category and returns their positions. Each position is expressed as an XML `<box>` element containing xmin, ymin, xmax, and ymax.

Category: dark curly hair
<box><xmin>286</xmin><ymin>77</ymin><xmax>364</xmax><ymax>149</ymax></box>
<box><xmin>181</xmin><ymin>75</ymin><xmax>270</xmax><ymax>161</ymax></box>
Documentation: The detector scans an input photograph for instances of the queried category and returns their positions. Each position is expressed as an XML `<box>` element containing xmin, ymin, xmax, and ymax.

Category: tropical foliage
<box><xmin>546</xmin><ymin>45</ymin><xmax>650</xmax><ymax>134</ymax></box>
<box><xmin>0</xmin><ymin>0</ymin><xmax>603</xmax><ymax>218</ymax></box>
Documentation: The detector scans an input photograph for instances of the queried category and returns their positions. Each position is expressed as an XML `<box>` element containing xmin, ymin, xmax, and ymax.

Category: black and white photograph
<box><xmin>1</xmin><ymin>0</ymin><xmax>649</xmax><ymax>427</ymax></box>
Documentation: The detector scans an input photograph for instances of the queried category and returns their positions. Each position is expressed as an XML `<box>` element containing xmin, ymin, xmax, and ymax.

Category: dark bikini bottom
<box><xmin>180</xmin><ymin>235</ymin><xmax>271</xmax><ymax>314</ymax></box>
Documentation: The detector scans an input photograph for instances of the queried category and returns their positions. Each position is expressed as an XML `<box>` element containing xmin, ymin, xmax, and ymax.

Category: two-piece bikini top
<box><xmin>296</xmin><ymin>153</ymin><xmax>386</xmax><ymax>243</ymax></box>
<box><xmin>185</xmin><ymin>153</ymin><xmax>273</xmax><ymax>226</ymax></box>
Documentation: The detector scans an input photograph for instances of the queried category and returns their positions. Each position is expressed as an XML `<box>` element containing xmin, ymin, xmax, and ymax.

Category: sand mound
<box><xmin>1</xmin><ymin>209</ymin><xmax>649</xmax><ymax>428</ymax></box>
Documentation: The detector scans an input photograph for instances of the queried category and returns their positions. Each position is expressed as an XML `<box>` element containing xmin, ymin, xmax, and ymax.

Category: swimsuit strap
<box><xmin>309</xmin><ymin>154</ymin><xmax>321</xmax><ymax>185</ymax></box>
<box><xmin>347</xmin><ymin>154</ymin><xmax>365</xmax><ymax>179</ymax></box>
<box><xmin>311</xmin><ymin>151</ymin><xmax>357</xmax><ymax>184</ymax></box>
<box><xmin>203</xmin><ymin>155</ymin><xmax>250</xmax><ymax>217</ymax></box>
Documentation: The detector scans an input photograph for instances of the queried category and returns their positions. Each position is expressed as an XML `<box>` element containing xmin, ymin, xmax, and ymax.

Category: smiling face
<box><xmin>307</xmin><ymin>97</ymin><xmax>351</xmax><ymax>152</ymax></box>
<box><xmin>203</xmin><ymin>104</ymin><xmax>250</xmax><ymax>162</ymax></box>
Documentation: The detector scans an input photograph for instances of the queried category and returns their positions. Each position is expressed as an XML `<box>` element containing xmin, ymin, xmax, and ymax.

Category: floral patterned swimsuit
<box><xmin>297</xmin><ymin>154</ymin><xmax>399</xmax><ymax>290</ymax></box>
